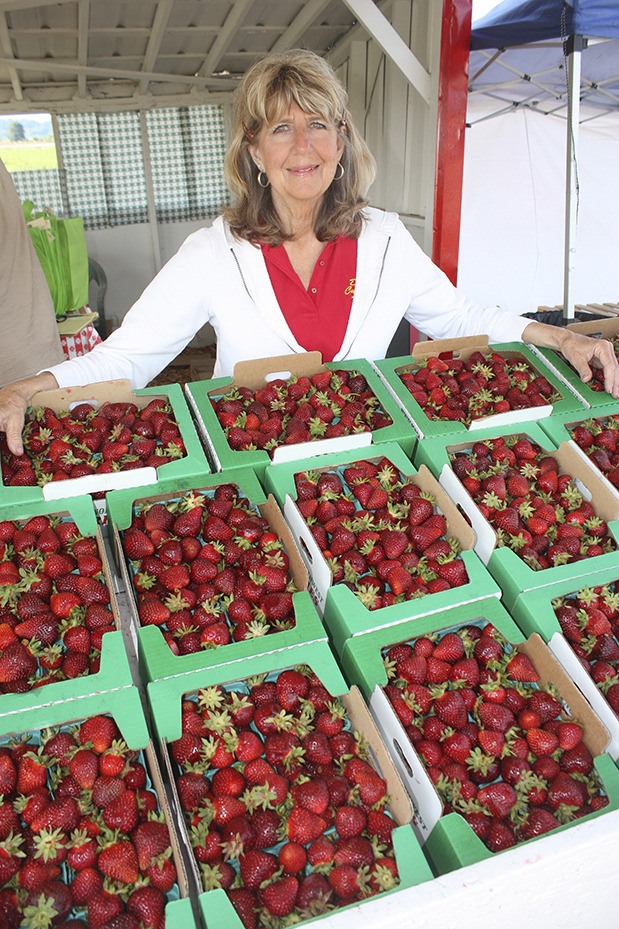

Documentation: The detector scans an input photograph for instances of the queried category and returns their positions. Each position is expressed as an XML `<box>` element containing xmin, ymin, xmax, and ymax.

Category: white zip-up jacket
<box><xmin>46</xmin><ymin>207</ymin><xmax>529</xmax><ymax>388</ymax></box>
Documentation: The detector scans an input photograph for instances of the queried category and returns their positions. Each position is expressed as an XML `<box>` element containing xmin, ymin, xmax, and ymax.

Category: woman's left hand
<box><xmin>522</xmin><ymin>320</ymin><xmax>619</xmax><ymax>399</ymax></box>
<box><xmin>559</xmin><ymin>330</ymin><xmax>619</xmax><ymax>398</ymax></box>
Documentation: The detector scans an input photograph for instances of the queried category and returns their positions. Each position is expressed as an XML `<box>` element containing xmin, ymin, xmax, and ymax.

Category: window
<box><xmin>11</xmin><ymin>105</ymin><xmax>230</xmax><ymax>230</ymax></box>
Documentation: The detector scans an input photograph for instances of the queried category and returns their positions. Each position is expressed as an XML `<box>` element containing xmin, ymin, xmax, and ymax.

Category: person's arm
<box><xmin>522</xmin><ymin>320</ymin><xmax>619</xmax><ymax>399</ymax></box>
<box><xmin>0</xmin><ymin>371</ymin><xmax>59</xmax><ymax>456</ymax></box>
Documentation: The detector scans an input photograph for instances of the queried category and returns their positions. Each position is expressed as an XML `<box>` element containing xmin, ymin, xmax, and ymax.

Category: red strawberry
<box><xmin>97</xmin><ymin>840</ymin><xmax>139</xmax><ymax>884</ymax></box>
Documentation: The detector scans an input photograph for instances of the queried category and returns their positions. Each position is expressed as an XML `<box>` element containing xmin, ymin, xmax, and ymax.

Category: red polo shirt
<box><xmin>261</xmin><ymin>237</ymin><xmax>357</xmax><ymax>362</ymax></box>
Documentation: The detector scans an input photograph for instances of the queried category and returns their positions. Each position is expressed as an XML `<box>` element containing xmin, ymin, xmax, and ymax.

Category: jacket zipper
<box><xmin>230</xmin><ymin>246</ymin><xmax>298</xmax><ymax>354</ymax></box>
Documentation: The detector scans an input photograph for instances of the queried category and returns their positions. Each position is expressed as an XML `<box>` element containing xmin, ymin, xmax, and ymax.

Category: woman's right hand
<box><xmin>0</xmin><ymin>372</ymin><xmax>59</xmax><ymax>456</ymax></box>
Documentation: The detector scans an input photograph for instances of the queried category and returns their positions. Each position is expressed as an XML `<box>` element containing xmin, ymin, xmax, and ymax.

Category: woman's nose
<box><xmin>292</xmin><ymin>125</ymin><xmax>312</xmax><ymax>150</ymax></box>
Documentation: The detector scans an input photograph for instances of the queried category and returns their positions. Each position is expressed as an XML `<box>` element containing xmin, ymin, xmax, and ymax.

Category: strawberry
<box><xmin>97</xmin><ymin>840</ymin><xmax>140</xmax><ymax>884</ymax></box>
<box><xmin>260</xmin><ymin>875</ymin><xmax>299</xmax><ymax>917</ymax></box>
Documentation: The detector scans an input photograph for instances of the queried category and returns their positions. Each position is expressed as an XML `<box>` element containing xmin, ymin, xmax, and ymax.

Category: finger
<box><xmin>6</xmin><ymin>425</ymin><xmax>23</xmax><ymax>457</ymax></box>
<box><xmin>605</xmin><ymin>362</ymin><xmax>619</xmax><ymax>399</ymax></box>
<box><xmin>567</xmin><ymin>352</ymin><xmax>593</xmax><ymax>383</ymax></box>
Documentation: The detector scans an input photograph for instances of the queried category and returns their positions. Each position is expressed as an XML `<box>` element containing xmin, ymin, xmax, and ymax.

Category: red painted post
<box><xmin>432</xmin><ymin>0</ymin><xmax>473</xmax><ymax>285</ymax></box>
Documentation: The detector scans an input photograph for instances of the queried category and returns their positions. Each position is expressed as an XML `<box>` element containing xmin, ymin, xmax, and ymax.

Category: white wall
<box><xmin>458</xmin><ymin>98</ymin><xmax>619</xmax><ymax>316</ymax></box>
<box><xmin>85</xmin><ymin>217</ymin><xmax>215</xmax><ymax>344</ymax></box>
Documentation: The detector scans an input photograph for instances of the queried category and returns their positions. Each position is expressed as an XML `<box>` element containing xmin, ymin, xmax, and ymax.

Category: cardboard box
<box><xmin>106</xmin><ymin>468</ymin><xmax>327</xmax><ymax>683</ymax></box>
<box><xmin>0</xmin><ymin>494</ymin><xmax>132</xmax><ymax>714</ymax></box>
<box><xmin>0</xmin><ymin>378</ymin><xmax>210</xmax><ymax>519</ymax></box>
<box><xmin>436</xmin><ymin>437</ymin><xmax>619</xmax><ymax>610</ymax></box>
<box><xmin>147</xmin><ymin>646</ymin><xmax>433</xmax><ymax>927</ymax></box>
<box><xmin>0</xmin><ymin>685</ymin><xmax>191</xmax><ymax>926</ymax></box>
<box><xmin>510</xmin><ymin>566</ymin><xmax>619</xmax><ymax>761</ymax></box>
<box><xmin>374</xmin><ymin>336</ymin><xmax>587</xmax><ymax>441</ymax></box>
<box><xmin>185</xmin><ymin>352</ymin><xmax>416</xmax><ymax>481</ymax></box>
<box><xmin>529</xmin><ymin>316</ymin><xmax>619</xmax><ymax>412</ymax></box>
<box><xmin>263</xmin><ymin>442</ymin><xmax>501</xmax><ymax>655</ymax></box>
<box><xmin>341</xmin><ymin>608</ymin><xmax>619</xmax><ymax>874</ymax></box>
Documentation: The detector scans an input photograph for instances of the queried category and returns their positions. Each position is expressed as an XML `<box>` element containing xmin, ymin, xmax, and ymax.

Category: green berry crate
<box><xmin>263</xmin><ymin>441</ymin><xmax>501</xmax><ymax>656</ymax></box>
<box><xmin>0</xmin><ymin>684</ymin><xmax>191</xmax><ymax>925</ymax></box>
<box><xmin>105</xmin><ymin>467</ymin><xmax>327</xmax><ymax>683</ymax></box>
<box><xmin>338</xmin><ymin>601</ymin><xmax>619</xmax><ymax>874</ymax></box>
<box><xmin>418</xmin><ymin>428</ymin><xmax>619</xmax><ymax>612</ymax></box>
<box><xmin>0</xmin><ymin>493</ymin><xmax>133</xmax><ymax>714</ymax></box>
<box><xmin>528</xmin><ymin>315</ymin><xmax>619</xmax><ymax>412</ymax></box>
<box><xmin>0</xmin><ymin>378</ymin><xmax>210</xmax><ymax>519</ymax></box>
<box><xmin>184</xmin><ymin>352</ymin><xmax>417</xmax><ymax>483</ymax></box>
<box><xmin>509</xmin><ymin>564</ymin><xmax>619</xmax><ymax>760</ymax></box>
<box><xmin>339</xmin><ymin>597</ymin><xmax>521</xmax><ymax>699</ymax></box>
<box><xmin>413</xmin><ymin>419</ymin><xmax>555</xmax><ymax>475</ymax></box>
<box><xmin>373</xmin><ymin>336</ymin><xmax>587</xmax><ymax>442</ymax></box>
<box><xmin>146</xmin><ymin>644</ymin><xmax>433</xmax><ymax>928</ymax></box>
<box><xmin>537</xmin><ymin>405</ymin><xmax>619</xmax><ymax>503</ymax></box>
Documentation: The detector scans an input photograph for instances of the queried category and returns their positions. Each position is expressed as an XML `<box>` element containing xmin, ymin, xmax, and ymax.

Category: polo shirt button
<box><xmin>311</xmin><ymin>287</ymin><xmax>317</xmax><ymax>293</ymax></box>
<box><xmin>319</xmin><ymin>260</ymin><xmax>324</xmax><ymax>266</ymax></box>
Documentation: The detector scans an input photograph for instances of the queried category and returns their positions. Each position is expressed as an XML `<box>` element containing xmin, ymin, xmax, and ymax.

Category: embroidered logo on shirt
<box><xmin>344</xmin><ymin>278</ymin><xmax>355</xmax><ymax>297</ymax></box>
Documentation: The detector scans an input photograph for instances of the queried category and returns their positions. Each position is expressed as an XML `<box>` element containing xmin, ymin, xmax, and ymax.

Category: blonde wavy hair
<box><xmin>223</xmin><ymin>48</ymin><xmax>376</xmax><ymax>245</ymax></box>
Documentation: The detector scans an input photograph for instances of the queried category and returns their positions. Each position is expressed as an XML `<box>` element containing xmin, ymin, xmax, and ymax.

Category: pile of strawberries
<box><xmin>398</xmin><ymin>350</ymin><xmax>561</xmax><ymax>425</ymax></box>
<box><xmin>569</xmin><ymin>414</ymin><xmax>619</xmax><ymax>490</ymax></box>
<box><xmin>449</xmin><ymin>434</ymin><xmax>616</xmax><ymax>569</ymax></box>
<box><xmin>0</xmin><ymin>514</ymin><xmax>116</xmax><ymax>691</ymax></box>
<box><xmin>169</xmin><ymin>665</ymin><xmax>400</xmax><ymax>928</ymax></box>
<box><xmin>294</xmin><ymin>456</ymin><xmax>469</xmax><ymax>609</ymax></box>
<box><xmin>382</xmin><ymin>621</ymin><xmax>609</xmax><ymax>853</ymax></box>
<box><xmin>121</xmin><ymin>484</ymin><xmax>298</xmax><ymax>654</ymax></box>
<box><xmin>0</xmin><ymin>713</ymin><xmax>177</xmax><ymax>928</ymax></box>
<box><xmin>210</xmin><ymin>369</ymin><xmax>393</xmax><ymax>454</ymax></box>
<box><xmin>553</xmin><ymin>581</ymin><xmax>619</xmax><ymax>716</ymax></box>
<box><xmin>0</xmin><ymin>398</ymin><xmax>186</xmax><ymax>488</ymax></box>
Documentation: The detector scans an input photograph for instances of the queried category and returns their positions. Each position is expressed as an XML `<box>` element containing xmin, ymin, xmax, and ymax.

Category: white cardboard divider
<box><xmin>548</xmin><ymin>631</ymin><xmax>619</xmax><ymax>761</ymax></box>
<box><xmin>283</xmin><ymin>493</ymin><xmax>332</xmax><ymax>615</ymax></box>
<box><xmin>468</xmin><ymin>403</ymin><xmax>553</xmax><ymax>430</ymax></box>
<box><xmin>568</xmin><ymin>439</ymin><xmax>619</xmax><ymax>503</ymax></box>
<box><xmin>42</xmin><ymin>465</ymin><xmax>158</xmax><ymax>500</ymax></box>
<box><xmin>271</xmin><ymin>430</ymin><xmax>372</xmax><ymax>465</ymax></box>
<box><xmin>368</xmin><ymin>685</ymin><xmax>443</xmax><ymax>845</ymax></box>
<box><xmin>438</xmin><ymin>464</ymin><xmax>496</xmax><ymax>564</ymax></box>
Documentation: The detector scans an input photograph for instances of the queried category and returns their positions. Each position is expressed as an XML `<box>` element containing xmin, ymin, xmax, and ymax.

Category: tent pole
<box><xmin>563</xmin><ymin>34</ymin><xmax>584</xmax><ymax>321</ymax></box>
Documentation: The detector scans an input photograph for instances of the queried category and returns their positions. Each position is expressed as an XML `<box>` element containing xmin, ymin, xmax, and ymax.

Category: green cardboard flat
<box><xmin>0</xmin><ymin>379</ymin><xmax>210</xmax><ymax>511</ymax></box>
<box><xmin>340</xmin><ymin>598</ymin><xmax>520</xmax><ymax>698</ymax></box>
<box><xmin>511</xmin><ymin>567</ymin><xmax>619</xmax><ymax>760</ymax></box>
<box><xmin>375</xmin><ymin>337</ymin><xmax>586</xmax><ymax>442</ymax></box>
<box><xmin>147</xmin><ymin>646</ymin><xmax>432</xmax><ymax>925</ymax></box>
<box><xmin>0</xmin><ymin>686</ymin><xmax>192</xmax><ymax>918</ymax></box>
<box><xmin>0</xmin><ymin>495</ymin><xmax>133</xmax><ymax>714</ymax></box>
<box><xmin>185</xmin><ymin>353</ymin><xmax>416</xmax><ymax>481</ymax></box>
<box><xmin>413</xmin><ymin>420</ymin><xmax>556</xmax><ymax>476</ymax></box>
<box><xmin>264</xmin><ymin>444</ymin><xmax>500</xmax><ymax>655</ymax></box>
<box><xmin>106</xmin><ymin>469</ymin><xmax>327</xmax><ymax>683</ymax></box>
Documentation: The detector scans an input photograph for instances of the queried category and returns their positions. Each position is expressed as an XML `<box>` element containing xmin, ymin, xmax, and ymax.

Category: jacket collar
<box><xmin>218</xmin><ymin>208</ymin><xmax>397</xmax><ymax>360</ymax></box>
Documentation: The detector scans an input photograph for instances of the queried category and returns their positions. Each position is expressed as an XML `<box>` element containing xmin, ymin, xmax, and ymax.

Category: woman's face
<box><xmin>249</xmin><ymin>102</ymin><xmax>344</xmax><ymax>220</ymax></box>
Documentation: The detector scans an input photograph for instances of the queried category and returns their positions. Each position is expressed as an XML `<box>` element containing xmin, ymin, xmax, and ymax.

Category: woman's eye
<box><xmin>272</xmin><ymin>124</ymin><xmax>291</xmax><ymax>134</ymax></box>
<box><xmin>310</xmin><ymin>121</ymin><xmax>327</xmax><ymax>130</ymax></box>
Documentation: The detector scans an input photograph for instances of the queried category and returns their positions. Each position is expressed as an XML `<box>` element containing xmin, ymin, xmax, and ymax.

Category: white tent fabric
<box><xmin>457</xmin><ymin>96</ymin><xmax>619</xmax><ymax>316</ymax></box>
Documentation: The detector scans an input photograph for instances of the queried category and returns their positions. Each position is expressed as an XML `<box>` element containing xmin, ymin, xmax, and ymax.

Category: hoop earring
<box><xmin>334</xmin><ymin>162</ymin><xmax>344</xmax><ymax>180</ymax></box>
<box><xmin>257</xmin><ymin>170</ymin><xmax>270</xmax><ymax>188</ymax></box>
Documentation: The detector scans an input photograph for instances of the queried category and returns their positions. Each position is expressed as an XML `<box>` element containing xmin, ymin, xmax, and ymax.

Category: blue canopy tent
<box><xmin>468</xmin><ymin>0</ymin><xmax>619</xmax><ymax>318</ymax></box>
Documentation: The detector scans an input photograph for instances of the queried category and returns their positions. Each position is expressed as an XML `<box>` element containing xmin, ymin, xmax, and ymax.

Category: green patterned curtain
<box><xmin>34</xmin><ymin>105</ymin><xmax>231</xmax><ymax>230</ymax></box>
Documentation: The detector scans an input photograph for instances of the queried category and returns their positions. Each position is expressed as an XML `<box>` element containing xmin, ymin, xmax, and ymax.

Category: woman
<box><xmin>1</xmin><ymin>48</ymin><xmax>617</xmax><ymax>455</ymax></box>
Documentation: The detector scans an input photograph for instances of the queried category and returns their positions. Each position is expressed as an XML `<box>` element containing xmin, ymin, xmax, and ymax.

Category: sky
<box><xmin>472</xmin><ymin>0</ymin><xmax>504</xmax><ymax>22</ymax></box>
